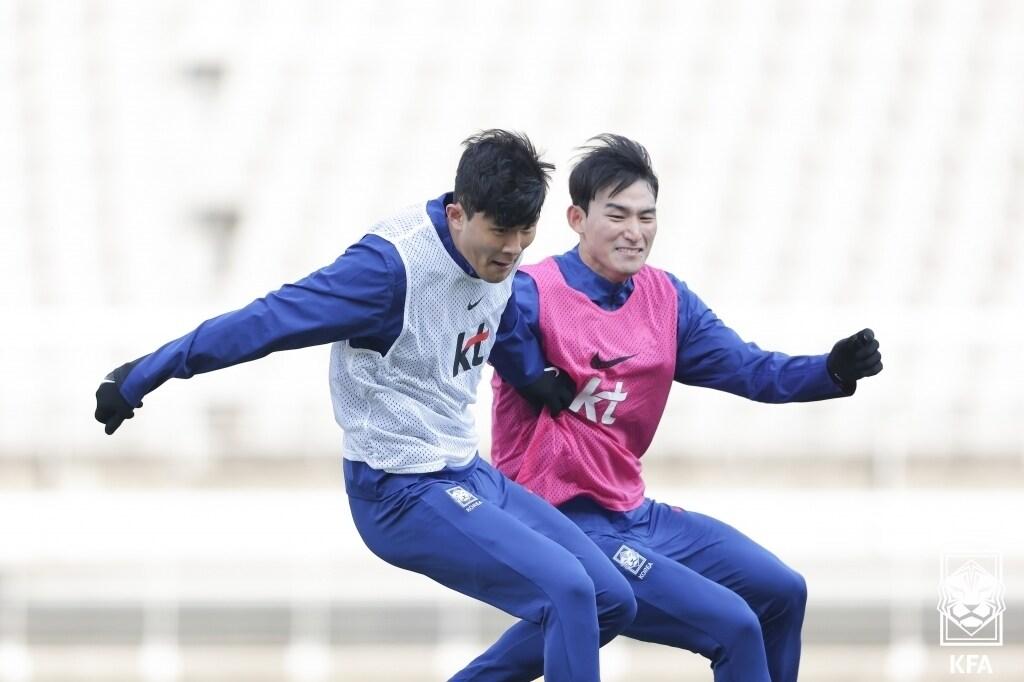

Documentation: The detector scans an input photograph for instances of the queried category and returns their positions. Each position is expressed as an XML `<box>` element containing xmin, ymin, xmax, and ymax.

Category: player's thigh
<box><xmin>490</xmin><ymin>472</ymin><xmax>614</xmax><ymax>567</ymax></box>
<box><xmin>349</xmin><ymin>480</ymin><xmax>595</xmax><ymax>622</ymax></box>
<box><xmin>494</xmin><ymin>477</ymin><xmax>636</xmax><ymax>612</ymax></box>
<box><xmin>651</xmin><ymin>505</ymin><xmax>806</xmax><ymax>611</ymax></box>
<box><xmin>585</xmin><ymin>533</ymin><xmax>761</xmax><ymax>654</ymax></box>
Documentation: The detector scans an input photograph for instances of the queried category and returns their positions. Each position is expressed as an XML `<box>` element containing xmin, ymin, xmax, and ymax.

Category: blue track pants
<box><xmin>561</xmin><ymin>497</ymin><xmax>807</xmax><ymax>682</ymax></box>
<box><xmin>345</xmin><ymin>456</ymin><xmax>636</xmax><ymax>681</ymax></box>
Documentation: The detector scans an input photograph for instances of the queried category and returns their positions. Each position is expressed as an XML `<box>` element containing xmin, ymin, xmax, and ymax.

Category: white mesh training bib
<box><xmin>330</xmin><ymin>203</ymin><xmax>514</xmax><ymax>473</ymax></box>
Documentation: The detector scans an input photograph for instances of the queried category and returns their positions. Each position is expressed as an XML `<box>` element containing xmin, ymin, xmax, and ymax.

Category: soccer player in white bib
<box><xmin>95</xmin><ymin>131</ymin><xmax>637</xmax><ymax>681</ymax></box>
<box><xmin>490</xmin><ymin>135</ymin><xmax>884</xmax><ymax>682</ymax></box>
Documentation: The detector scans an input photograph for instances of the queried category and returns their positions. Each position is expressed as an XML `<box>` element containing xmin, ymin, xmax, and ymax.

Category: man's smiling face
<box><xmin>569</xmin><ymin>179</ymin><xmax>657</xmax><ymax>283</ymax></box>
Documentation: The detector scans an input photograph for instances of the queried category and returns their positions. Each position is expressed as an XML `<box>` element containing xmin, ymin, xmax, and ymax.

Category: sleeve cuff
<box><xmin>828</xmin><ymin>369</ymin><xmax>857</xmax><ymax>397</ymax></box>
<box><xmin>800</xmin><ymin>354</ymin><xmax>855</xmax><ymax>400</ymax></box>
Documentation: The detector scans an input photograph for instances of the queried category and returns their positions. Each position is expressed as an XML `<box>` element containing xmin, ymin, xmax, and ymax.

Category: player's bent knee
<box><xmin>609</xmin><ymin>595</ymin><xmax>638</xmax><ymax>638</ymax></box>
<box><xmin>599</xmin><ymin>577</ymin><xmax>637</xmax><ymax>634</ymax></box>
<box><xmin>544</xmin><ymin>560</ymin><xmax>598</xmax><ymax>609</ymax></box>
<box><xmin>785</xmin><ymin>569</ymin><xmax>808</xmax><ymax>613</ymax></box>
<box><xmin>725</xmin><ymin>602</ymin><xmax>764</xmax><ymax>649</ymax></box>
<box><xmin>765</xmin><ymin>565</ymin><xmax>807</xmax><ymax>614</ymax></box>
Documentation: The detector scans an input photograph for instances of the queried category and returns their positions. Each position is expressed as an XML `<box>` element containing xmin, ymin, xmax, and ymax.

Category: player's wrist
<box><xmin>826</xmin><ymin>365</ymin><xmax>857</xmax><ymax>396</ymax></box>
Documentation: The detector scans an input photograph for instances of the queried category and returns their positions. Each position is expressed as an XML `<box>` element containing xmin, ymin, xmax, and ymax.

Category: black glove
<box><xmin>827</xmin><ymin>328</ymin><xmax>883</xmax><ymax>387</ymax></box>
<box><xmin>516</xmin><ymin>367</ymin><xmax>577</xmax><ymax>417</ymax></box>
<box><xmin>95</xmin><ymin>358</ymin><xmax>144</xmax><ymax>435</ymax></box>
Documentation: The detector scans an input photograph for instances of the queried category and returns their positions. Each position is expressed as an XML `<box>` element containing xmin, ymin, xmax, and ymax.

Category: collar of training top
<box><xmin>426</xmin><ymin>192</ymin><xmax>478</xmax><ymax>278</ymax></box>
<box><xmin>555</xmin><ymin>246</ymin><xmax>635</xmax><ymax>310</ymax></box>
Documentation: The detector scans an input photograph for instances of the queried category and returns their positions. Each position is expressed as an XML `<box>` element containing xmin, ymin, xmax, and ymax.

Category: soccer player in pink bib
<box><xmin>491</xmin><ymin>135</ymin><xmax>883</xmax><ymax>682</ymax></box>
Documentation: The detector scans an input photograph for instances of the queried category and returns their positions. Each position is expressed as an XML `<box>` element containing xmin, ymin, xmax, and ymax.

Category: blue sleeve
<box><xmin>670</xmin><ymin>274</ymin><xmax>850</xmax><ymax>403</ymax></box>
<box><xmin>488</xmin><ymin>270</ymin><xmax>545</xmax><ymax>388</ymax></box>
<box><xmin>119</xmin><ymin>235</ymin><xmax>404</xmax><ymax>406</ymax></box>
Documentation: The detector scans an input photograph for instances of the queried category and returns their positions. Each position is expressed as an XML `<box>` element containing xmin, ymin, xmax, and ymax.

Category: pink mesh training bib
<box><xmin>491</xmin><ymin>257</ymin><xmax>677</xmax><ymax>511</ymax></box>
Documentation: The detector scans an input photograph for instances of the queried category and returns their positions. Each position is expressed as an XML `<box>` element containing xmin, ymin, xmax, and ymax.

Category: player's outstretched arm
<box><xmin>672</xmin><ymin>275</ymin><xmax>882</xmax><ymax>402</ymax></box>
<box><xmin>94</xmin><ymin>237</ymin><xmax>401</xmax><ymax>435</ymax></box>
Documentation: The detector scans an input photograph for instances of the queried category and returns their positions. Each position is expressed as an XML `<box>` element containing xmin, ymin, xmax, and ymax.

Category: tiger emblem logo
<box><xmin>446</xmin><ymin>486</ymin><xmax>482</xmax><ymax>512</ymax></box>
<box><xmin>613</xmin><ymin>545</ymin><xmax>653</xmax><ymax>579</ymax></box>
<box><xmin>938</xmin><ymin>557</ymin><xmax>1005</xmax><ymax>644</ymax></box>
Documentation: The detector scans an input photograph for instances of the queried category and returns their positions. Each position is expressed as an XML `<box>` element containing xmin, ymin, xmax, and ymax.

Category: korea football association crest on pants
<box><xmin>446</xmin><ymin>486</ymin><xmax>482</xmax><ymax>512</ymax></box>
<box><xmin>613</xmin><ymin>544</ymin><xmax>653</xmax><ymax>580</ymax></box>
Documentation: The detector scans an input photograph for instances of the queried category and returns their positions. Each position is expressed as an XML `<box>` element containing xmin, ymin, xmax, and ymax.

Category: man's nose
<box><xmin>502</xmin><ymin>233</ymin><xmax>525</xmax><ymax>254</ymax></box>
<box><xmin>622</xmin><ymin>219</ymin><xmax>642</xmax><ymax>240</ymax></box>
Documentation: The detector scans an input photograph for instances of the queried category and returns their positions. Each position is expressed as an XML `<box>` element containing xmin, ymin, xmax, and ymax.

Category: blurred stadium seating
<box><xmin>1</xmin><ymin>0</ymin><xmax>1022</xmax><ymax>680</ymax></box>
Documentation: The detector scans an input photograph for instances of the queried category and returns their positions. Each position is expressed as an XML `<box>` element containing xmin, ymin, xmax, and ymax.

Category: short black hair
<box><xmin>454</xmin><ymin>129</ymin><xmax>555</xmax><ymax>228</ymax></box>
<box><xmin>569</xmin><ymin>134</ymin><xmax>659</xmax><ymax>212</ymax></box>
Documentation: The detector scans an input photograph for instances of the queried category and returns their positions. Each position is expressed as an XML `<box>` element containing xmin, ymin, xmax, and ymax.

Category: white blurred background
<box><xmin>1</xmin><ymin>0</ymin><xmax>1022</xmax><ymax>680</ymax></box>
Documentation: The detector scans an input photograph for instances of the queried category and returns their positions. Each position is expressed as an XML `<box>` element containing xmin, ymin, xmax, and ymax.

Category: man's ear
<box><xmin>446</xmin><ymin>202</ymin><xmax>466</xmax><ymax>234</ymax></box>
<box><xmin>567</xmin><ymin>204</ymin><xmax>587</xmax><ymax>236</ymax></box>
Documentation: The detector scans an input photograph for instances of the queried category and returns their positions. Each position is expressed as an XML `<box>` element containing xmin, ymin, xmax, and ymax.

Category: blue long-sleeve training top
<box><xmin>119</xmin><ymin>193</ymin><xmax>545</xmax><ymax>407</ymax></box>
<box><xmin>509</xmin><ymin>246</ymin><xmax>849</xmax><ymax>403</ymax></box>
